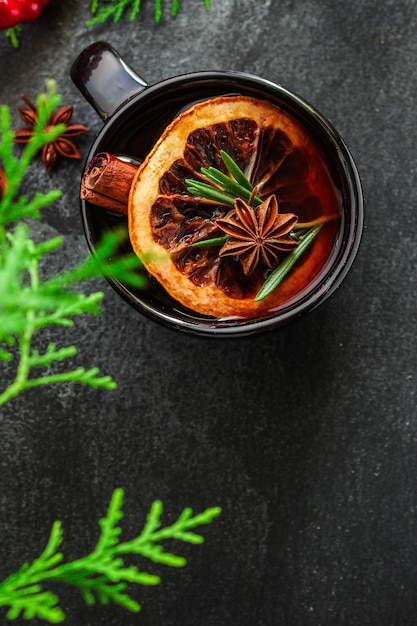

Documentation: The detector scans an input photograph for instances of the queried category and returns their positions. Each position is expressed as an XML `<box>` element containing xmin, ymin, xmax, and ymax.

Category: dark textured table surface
<box><xmin>0</xmin><ymin>1</ymin><xmax>416</xmax><ymax>625</ymax></box>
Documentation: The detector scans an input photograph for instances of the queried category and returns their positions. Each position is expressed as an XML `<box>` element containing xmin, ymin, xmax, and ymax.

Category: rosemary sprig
<box><xmin>191</xmin><ymin>235</ymin><xmax>228</xmax><ymax>249</ymax></box>
<box><xmin>220</xmin><ymin>150</ymin><xmax>253</xmax><ymax>191</ymax></box>
<box><xmin>185</xmin><ymin>180</ymin><xmax>236</xmax><ymax>208</ymax></box>
<box><xmin>186</xmin><ymin>150</ymin><xmax>263</xmax><ymax>209</ymax></box>
<box><xmin>0</xmin><ymin>489</ymin><xmax>221</xmax><ymax>622</ymax></box>
<box><xmin>254</xmin><ymin>225</ymin><xmax>323</xmax><ymax>301</ymax></box>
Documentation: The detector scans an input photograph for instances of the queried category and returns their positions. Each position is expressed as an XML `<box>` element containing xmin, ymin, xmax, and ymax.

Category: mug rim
<box><xmin>80</xmin><ymin>70</ymin><xmax>364</xmax><ymax>337</ymax></box>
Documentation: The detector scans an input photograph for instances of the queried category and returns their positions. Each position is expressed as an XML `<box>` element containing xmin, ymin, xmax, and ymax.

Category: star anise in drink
<box><xmin>14</xmin><ymin>94</ymin><xmax>89</xmax><ymax>172</ymax></box>
<box><xmin>216</xmin><ymin>194</ymin><xmax>299</xmax><ymax>275</ymax></box>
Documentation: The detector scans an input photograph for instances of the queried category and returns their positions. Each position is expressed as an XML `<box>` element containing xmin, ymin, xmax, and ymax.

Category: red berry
<box><xmin>16</xmin><ymin>0</ymin><xmax>42</xmax><ymax>22</ymax></box>
<box><xmin>39</xmin><ymin>0</ymin><xmax>49</xmax><ymax>4</ymax></box>
<box><xmin>0</xmin><ymin>0</ymin><xmax>22</xmax><ymax>28</ymax></box>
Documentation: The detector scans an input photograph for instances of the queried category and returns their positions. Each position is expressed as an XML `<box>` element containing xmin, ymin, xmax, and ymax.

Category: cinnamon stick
<box><xmin>80</xmin><ymin>152</ymin><xmax>139</xmax><ymax>214</ymax></box>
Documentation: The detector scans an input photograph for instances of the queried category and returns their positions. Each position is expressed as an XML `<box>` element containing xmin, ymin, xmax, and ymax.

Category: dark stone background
<box><xmin>0</xmin><ymin>1</ymin><xmax>416</xmax><ymax>624</ymax></box>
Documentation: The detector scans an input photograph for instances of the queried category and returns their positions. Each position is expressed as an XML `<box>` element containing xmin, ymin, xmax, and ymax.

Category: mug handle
<box><xmin>70</xmin><ymin>41</ymin><xmax>148</xmax><ymax>122</ymax></box>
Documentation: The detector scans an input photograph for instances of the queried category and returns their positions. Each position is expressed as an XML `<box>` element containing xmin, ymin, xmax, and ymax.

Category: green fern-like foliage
<box><xmin>88</xmin><ymin>0</ymin><xmax>211</xmax><ymax>25</ymax></box>
<box><xmin>0</xmin><ymin>83</ymin><xmax>221</xmax><ymax>623</ymax></box>
<box><xmin>0</xmin><ymin>81</ymin><xmax>145</xmax><ymax>406</ymax></box>
<box><xmin>0</xmin><ymin>489</ymin><xmax>221</xmax><ymax>622</ymax></box>
<box><xmin>4</xmin><ymin>1</ymin><xmax>211</xmax><ymax>47</ymax></box>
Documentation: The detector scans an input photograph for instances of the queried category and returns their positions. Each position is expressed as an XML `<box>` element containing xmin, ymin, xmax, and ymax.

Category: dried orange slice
<box><xmin>128</xmin><ymin>95</ymin><xmax>341</xmax><ymax>319</ymax></box>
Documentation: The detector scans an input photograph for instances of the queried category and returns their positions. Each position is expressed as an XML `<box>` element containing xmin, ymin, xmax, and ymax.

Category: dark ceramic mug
<box><xmin>71</xmin><ymin>41</ymin><xmax>363</xmax><ymax>338</ymax></box>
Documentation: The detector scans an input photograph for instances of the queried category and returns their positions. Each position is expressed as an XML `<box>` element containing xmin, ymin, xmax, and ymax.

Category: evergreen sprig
<box><xmin>0</xmin><ymin>82</ymin><xmax>145</xmax><ymax>407</ymax></box>
<box><xmin>87</xmin><ymin>0</ymin><xmax>211</xmax><ymax>26</ymax></box>
<box><xmin>4</xmin><ymin>1</ymin><xmax>211</xmax><ymax>48</ymax></box>
<box><xmin>0</xmin><ymin>84</ymin><xmax>221</xmax><ymax>624</ymax></box>
<box><xmin>186</xmin><ymin>149</ymin><xmax>264</xmax><ymax>210</ymax></box>
<box><xmin>0</xmin><ymin>489</ymin><xmax>221</xmax><ymax>622</ymax></box>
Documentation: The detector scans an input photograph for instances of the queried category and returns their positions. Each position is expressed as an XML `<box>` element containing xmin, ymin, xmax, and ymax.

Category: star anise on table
<box><xmin>216</xmin><ymin>194</ymin><xmax>299</xmax><ymax>275</ymax></box>
<box><xmin>14</xmin><ymin>94</ymin><xmax>89</xmax><ymax>172</ymax></box>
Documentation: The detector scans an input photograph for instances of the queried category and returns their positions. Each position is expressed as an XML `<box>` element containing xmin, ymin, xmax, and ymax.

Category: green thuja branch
<box><xmin>87</xmin><ymin>0</ymin><xmax>211</xmax><ymax>25</ymax></box>
<box><xmin>0</xmin><ymin>82</ymin><xmax>145</xmax><ymax>406</ymax></box>
<box><xmin>0</xmin><ymin>489</ymin><xmax>221</xmax><ymax>622</ymax></box>
<box><xmin>5</xmin><ymin>1</ymin><xmax>211</xmax><ymax>47</ymax></box>
<box><xmin>0</xmin><ymin>84</ymin><xmax>221</xmax><ymax>624</ymax></box>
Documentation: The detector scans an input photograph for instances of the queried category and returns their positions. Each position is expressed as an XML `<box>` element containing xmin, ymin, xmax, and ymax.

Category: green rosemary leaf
<box><xmin>185</xmin><ymin>179</ymin><xmax>235</xmax><ymax>207</ymax></box>
<box><xmin>186</xmin><ymin>151</ymin><xmax>263</xmax><ymax>208</ymax></box>
<box><xmin>201</xmin><ymin>167</ymin><xmax>261</xmax><ymax>206</ymax></box>
<box><xmin>254</xmin><ymin>224</ymin><xmax>322</xmax><ymax>301</ymax></box>
<box><xmin>220</xmin><ymin>150</ymin><xmax>253</xmax><ymax>192</ymax></box>
<box><xmin>191</xmin><ymin>235</ymin><xmax>228</xmax><ymax>248</ymax></box>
